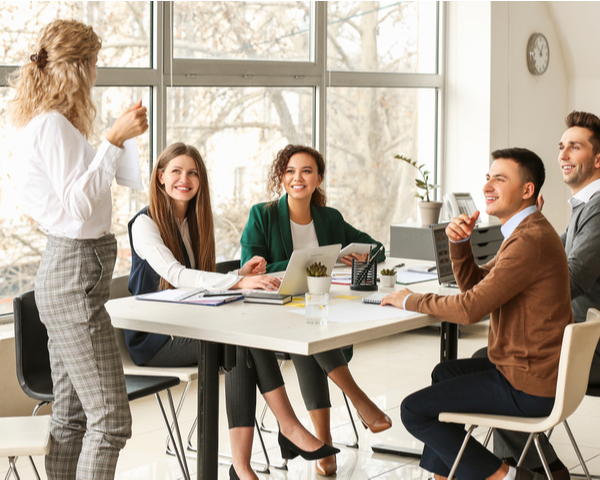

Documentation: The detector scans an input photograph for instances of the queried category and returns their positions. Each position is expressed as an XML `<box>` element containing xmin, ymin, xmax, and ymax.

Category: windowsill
<box><xmin>0</xmin><ymin>318</ymin><xmax>14</xmax><ymax>341</ymax></box>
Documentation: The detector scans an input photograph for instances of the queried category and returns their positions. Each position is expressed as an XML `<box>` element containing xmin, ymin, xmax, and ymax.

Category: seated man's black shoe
<box><xmin>515</xmin><ymin>466</ymin><xmax>545</xmax><ymax>480</ymax></box>
<box><xmin>532</xmin><ymin>459</ymin><xmax>570</xmax><ymax>480</ymax></box>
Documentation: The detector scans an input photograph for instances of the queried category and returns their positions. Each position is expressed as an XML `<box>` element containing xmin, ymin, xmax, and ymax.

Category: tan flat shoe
<box><xmin>316</xmin><ymin>455</ymin><xmax>337</xmax><ymax>476</ymax></box>
<box><xmin>356</xmin><ymin>410</ymin><xmax>392</xmax><ymax>433</ymax></box>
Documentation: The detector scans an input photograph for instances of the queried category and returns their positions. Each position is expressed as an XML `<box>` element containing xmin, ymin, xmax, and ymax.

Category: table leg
<box><xmin>197</xmin><ymin>340</ymin><xmax>220</xmax><ymax>478</ymax></box>
<box><xmin>372</xmin><ymin>321</ymin><xmax>459</xmax><ymax>458</ymax></box>
<box><xmin>440</xmin><ymin>321</ymin><xmax>459</xmax><ymax>362</ymax></box>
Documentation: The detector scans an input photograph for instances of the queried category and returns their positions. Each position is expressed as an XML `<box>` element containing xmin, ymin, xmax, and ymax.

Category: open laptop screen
<box><xmin>430</xmin><ymin>223</ymin><xmax>458</xmax><ymax>287</ymax></box>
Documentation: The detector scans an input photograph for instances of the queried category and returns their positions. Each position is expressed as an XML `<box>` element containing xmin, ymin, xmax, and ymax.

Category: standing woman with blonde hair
<box><xmin>10</xmin><ymin>19</ymin><xmax>148</xmax><ymax>479</ymax></box>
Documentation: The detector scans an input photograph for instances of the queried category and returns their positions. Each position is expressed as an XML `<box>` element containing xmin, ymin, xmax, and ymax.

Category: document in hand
<box><xmin>136</xmin><ymin>288</ymin><xmax>243</xmax><ymax>306</ymax></box>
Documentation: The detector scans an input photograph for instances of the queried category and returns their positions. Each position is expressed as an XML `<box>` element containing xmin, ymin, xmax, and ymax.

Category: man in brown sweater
<box><xmin>382</xmin><ymin>148</ymin><xmax>573</xmax><ymax>480</ymax></box>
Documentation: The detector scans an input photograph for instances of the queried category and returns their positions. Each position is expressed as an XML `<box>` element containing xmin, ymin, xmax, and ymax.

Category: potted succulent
<box><xmin>395</xmin><ymin>154</ymin><xmax>442</xmax><ymax>226</ymax></box>
<box><xmin>306</xmin><ymin>262</ymin><xmax>332</xmax><ymax>294</ymax></box>
<box><xmin>380</xmin><ymin>268</ymin><xmax>397</xmax><ymax>288</ymax></box>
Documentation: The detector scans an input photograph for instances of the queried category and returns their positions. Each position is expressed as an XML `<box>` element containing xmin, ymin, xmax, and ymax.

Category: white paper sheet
<box><xmin>290</xmin><ymin>301</ymin><xmax>415</xmax><ymax>324</ymax></box>
<box><xmin>110</xmin><ymin>117</ymin><xmax>144</xmax><ymax>190</ymax></box>
<box><xmin>396</xmin><ymin>270</ymin><xmax>438</xmax><ymax>285</ymax></box>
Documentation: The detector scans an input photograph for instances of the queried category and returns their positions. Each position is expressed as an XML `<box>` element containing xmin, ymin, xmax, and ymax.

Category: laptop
<box><xmin>271</xmin><ymin>244</ymin><xmax>342</xmax><ymax>296</ymax></box>
<box><xmin>430</xmin><ymin>223</ymin><xmax>459</xmax><ymax>288</ymax></box>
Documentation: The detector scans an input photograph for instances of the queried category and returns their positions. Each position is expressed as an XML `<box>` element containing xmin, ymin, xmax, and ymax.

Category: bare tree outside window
<box><xmin>0</xmin><ymin>1</ymin><xmax>440</xmax><ymax>314</ymax></box>
<box><xmin>0</xmin><ymin>2</ymin><xmax>151</xmax><ymax>314</ymax></box>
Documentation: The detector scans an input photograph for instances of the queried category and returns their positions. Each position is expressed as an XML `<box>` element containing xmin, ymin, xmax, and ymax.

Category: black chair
<box><xmin>13</xmin><ymin>290</ymin><xmax>191</xmax><ymax>480</ymax></box>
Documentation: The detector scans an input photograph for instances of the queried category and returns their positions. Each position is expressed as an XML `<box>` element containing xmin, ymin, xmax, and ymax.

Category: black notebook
<box><xmin>244</xmin><ymin>292</ymin><xmax>292</xmax><ymax>305</ymax></box>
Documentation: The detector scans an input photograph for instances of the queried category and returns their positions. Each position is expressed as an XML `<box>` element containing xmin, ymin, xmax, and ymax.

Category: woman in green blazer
<box><xmin>241</xmin><ymin>144</ymin><xmax>391</xmax><ymax>477</ymax></box>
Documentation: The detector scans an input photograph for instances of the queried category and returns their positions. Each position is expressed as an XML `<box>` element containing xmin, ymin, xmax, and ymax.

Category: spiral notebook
<box><xmin>361</xmin><ymin>292</ymin><xmax>387</xmax><ymax>305</ymax></box>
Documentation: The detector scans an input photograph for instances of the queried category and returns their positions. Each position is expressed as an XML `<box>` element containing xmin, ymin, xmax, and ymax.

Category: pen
<box><xmin>394</xmin><ymin>263</ymin><xmax>405</xmax><ymax>268</ymax></box>
<box><xmin>427</xmin><ymin>266</ymin><xmax>437</xmax><ymax>272</ymax></box>
<box><xmin>356</xmin><ymin>245</ymin><xmax>384</xmax><ymax>284</ymax></box>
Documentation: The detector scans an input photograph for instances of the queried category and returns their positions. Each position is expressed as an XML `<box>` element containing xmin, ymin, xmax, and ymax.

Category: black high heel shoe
<box><xmin>229</xmin><ymin>464</ymin><xmax>239</xmax><ymax>480</ymax></box>
<box><xmin>278</xmin><ymin>432</ymin><xmax>340</xmax><ymax>460</ymax></box>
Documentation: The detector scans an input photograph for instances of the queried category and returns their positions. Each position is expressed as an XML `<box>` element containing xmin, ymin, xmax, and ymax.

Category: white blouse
<box><xmin>131</xmin><ymin>213</ymin><xmax>241</xmax><ymax>290</ymax></box>
<box><xmin>19</xmin><ymin>111</ymin><xmax>124</xmax><ymax>239</ymax></box>
<box><xmin>290</xmin><ymin>219</ymin><xmax>319</xmax><ymax>250</ymax></box>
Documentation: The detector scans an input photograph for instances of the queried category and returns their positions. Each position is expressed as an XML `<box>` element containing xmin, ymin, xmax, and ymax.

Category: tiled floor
<box><xmin>5</xmin><ymin>321</ymin><xmax>600</xmax><ymax>479</ymax></box>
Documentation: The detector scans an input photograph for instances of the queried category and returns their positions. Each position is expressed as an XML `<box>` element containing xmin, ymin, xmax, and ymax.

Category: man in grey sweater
<box><xmin>493</xmin><ymin>111</ymin><xmax>600</xmax><ymax>479</ymax></box>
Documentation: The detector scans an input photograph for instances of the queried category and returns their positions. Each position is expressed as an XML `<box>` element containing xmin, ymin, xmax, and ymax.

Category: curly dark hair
<box><xmin>267</xmin><ymin>144</ymin><xmax>326</xmax><ymax>206</ymax></box>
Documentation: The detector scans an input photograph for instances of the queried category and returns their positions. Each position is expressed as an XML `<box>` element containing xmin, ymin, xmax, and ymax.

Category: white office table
<box><xmin>106</xmin><ymin>258</ymin><xmax>459</xmax><ymax>478</ymax></box>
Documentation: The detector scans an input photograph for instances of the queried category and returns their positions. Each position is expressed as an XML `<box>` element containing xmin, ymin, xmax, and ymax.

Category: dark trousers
<box><xmin>225</xmin><ymin>347</ymin><xmax>284</xmax><ymax>428</ymax></box>
<box><xmin>401</xmin><ymin>358</ymin><xmax>555</xmax><ymax>480</ymax></box>
<box><xmin>290</xmin><ymin>349</ymin><xmax>347</xmax><ymax>411</ymax></box>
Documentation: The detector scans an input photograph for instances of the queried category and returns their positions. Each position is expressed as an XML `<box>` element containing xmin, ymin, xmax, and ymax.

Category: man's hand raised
<box><xmin>445</xmin><ymin>211</ymin><xmax>480</xmax><ymax>242</ymax></box>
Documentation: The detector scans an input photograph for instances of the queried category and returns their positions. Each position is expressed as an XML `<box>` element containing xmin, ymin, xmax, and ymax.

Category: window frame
<box><xmin>0</xmin><ymin>1</ymin><xmax>445</xmax><ymax>317</ymax></box>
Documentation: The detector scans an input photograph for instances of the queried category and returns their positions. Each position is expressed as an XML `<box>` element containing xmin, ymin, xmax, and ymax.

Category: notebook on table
<box><xmin>430</xmin><ymin>223</ymin><xmax>459</xmax><ymax>288</ymax></box>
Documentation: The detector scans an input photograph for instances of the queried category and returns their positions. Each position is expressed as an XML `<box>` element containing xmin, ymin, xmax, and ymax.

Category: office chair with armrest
<box><xmin>13</xmin><ymin>290</ymin><xmax>191</xmax><ymax>480</ymax></box>
<box><xmin>439</xmin><ymin>308</ymin><xmax>600</xmax><ymax>480</ymax></box>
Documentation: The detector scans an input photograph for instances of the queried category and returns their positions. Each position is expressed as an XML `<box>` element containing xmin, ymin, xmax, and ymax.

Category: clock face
<box><xmin>527</xmin><ymin>33</ymin><xmax>549</xmax><ymax>75</ymax></box>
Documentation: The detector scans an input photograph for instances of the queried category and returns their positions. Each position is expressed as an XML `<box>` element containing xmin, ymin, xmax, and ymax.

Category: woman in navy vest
<box><xmin>128</xmin><ymin>143</ymin><xmax>337</xmax><ymax>480</ymax></box>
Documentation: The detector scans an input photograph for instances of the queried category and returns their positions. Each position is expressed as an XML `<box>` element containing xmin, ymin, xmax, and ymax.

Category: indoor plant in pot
<box><xmin>380</xmin><ymin>268</ymin><xmax>397</xmax><ymax>288</ymax></box>
<box><xmin>306</xmin><ymin>262</ymin><xmax>332</xmax><ymax>294</ymax></box>
<box><xmin>395</xmin><ymin>154</ymin><xmax>442</xmax><ymax>226</ymax></box>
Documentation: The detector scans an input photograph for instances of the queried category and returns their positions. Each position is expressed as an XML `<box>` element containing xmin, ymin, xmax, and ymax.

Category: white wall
<box><xmin>445</xmin><ymin>1</ymin><xmax>571</xmax><ymax>231</ymax></box>
<box><xmin>443</xmin><ymin>2</ymin><xmax>492</xmax><ymax>220</ymax></box>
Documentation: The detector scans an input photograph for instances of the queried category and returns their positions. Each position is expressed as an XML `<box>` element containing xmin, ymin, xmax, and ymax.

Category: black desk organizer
<box><xmin>350</xmin><ymin>259</ymin><xmax>378</xmax><ymax>291</ymax></box>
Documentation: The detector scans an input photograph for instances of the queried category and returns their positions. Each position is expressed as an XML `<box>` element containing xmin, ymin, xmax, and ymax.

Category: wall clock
<box><xmin>526</xmin><ymin>33</ymin><xmax>549</xmax><ymax>75</ymax></box>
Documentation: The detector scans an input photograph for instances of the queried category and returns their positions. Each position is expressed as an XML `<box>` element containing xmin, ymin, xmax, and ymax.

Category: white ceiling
<box><xmin>546</xmin><ymin>1</ymin><xmax>600</xmax><ymax>80</ymax></box>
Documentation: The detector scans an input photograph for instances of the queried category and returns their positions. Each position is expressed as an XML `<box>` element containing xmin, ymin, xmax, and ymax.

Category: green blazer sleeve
<box><xmin>240</xmin><ymin>194</ymin><xmax>385</xmax><ymax>273</ymax></box>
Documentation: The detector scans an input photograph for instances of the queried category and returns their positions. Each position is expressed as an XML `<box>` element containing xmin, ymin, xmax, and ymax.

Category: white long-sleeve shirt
<box><xmin>131</xmin><ymin>213</ymin><xmax>241</xmax><ymax>290</ymax></box>
<box><xmin>19</xmin><ymin>111</ymin><xmax>124</xmax><ymax>239</ymax></box>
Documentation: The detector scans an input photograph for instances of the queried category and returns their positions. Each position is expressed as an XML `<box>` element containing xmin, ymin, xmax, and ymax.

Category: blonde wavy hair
<box><xmin>149</xmin><ymin>143</ymin><xmax>216</xmax><ymax>291</ymax></box>
<box><xmin>9</xmin><ymin>19</ymin><xmax>102</xmax><ymax>139</ymax></box>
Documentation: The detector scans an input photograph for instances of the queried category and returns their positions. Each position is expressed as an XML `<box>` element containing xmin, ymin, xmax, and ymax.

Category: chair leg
<box><xmin>165</xmin><ymin>380</ymin><xmax>192</xmax><ymax>456</ymax></box>
<box><xmin>28</xmin><ymin>456</ymin><xmax>41</xmax><ymax>480</ymax></box>
<box><xmin>563</xmin><ymin>420</ymin><xmax>594</xmax><ymax>480</ymax></box>
<box><xmin>483</xmin><ymin>427</ymin><xmax>493</xmax><ymax>448</ymax></box>
<box><xmin>447</xmin><ymin>424</ymin><xmax>477</xmax><ymax>480</ymax></box>
<box><xmin>517</xmin><ymin>433</ymin><xmax>536</xmax><ymax>466</ymax></box>
<box><xmin>533</xmin><ymin>434</ymin><xmax>554</xmax><ymax>480</ymax></box>
<box><xmin>7</xmin><ymin>457</ymin><xmax>22</xmax><ymax>480</ymax></box>
<box><xmin>216</xmin><ymin>418</ymin><xmax>272</xmax><ymax>474</ymax></box>
<box><xmin>155</xmin><ymin>389</ymin><xmax>190</xmax><ymax>480</ymax></box>
<box><xmin>333</xmin><ymin>392</ymin><xmax>359</xmax><ymax>449</ymax></box>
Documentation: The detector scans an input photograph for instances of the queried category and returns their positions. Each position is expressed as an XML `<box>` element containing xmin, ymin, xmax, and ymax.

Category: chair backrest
<box><xmin>546</xmin><ymin>308</ymin><xmax>600</xmax><ymax>427</ymax></box>
<box><xmin>13</xmin><ymin>290</ymin><xmax>54</xmax><ymax>402</ymax></box>
<box><xmin>110</xmin><ymin>274</ymin><xmax>132</xmax><ymax>300</ymax></box>
<box><xmin>216</xmin><ymin>260</ymin><xmax>241</xmax><ymax>274</ymax></box>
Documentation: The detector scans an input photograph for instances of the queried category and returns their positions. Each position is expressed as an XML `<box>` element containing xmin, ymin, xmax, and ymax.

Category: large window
<box><xmin>0</xmin><ymin>1</ymin><xmax>443</xmax><ymax>314</ymax></box>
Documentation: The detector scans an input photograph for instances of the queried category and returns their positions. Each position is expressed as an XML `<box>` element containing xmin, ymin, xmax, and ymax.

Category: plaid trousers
<box><xmin>35</xmin><ymin>234</ymin><xmax>132</xmax><ymax>480</ymax></box>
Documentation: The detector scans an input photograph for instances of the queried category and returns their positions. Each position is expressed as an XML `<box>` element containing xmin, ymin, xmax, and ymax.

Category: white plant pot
<box><xmin>306</xmin><ymin>276</ymin><xmax>332</xmax><ymax>294</ymax></box>
<box><xmin>418</xmin><ymin>201</ymin><xmax>443</xmax><ymax>226</ymax></box>
<box><xmin>380</xmin><ymin>274</ymin><xmax>397</xmax><ymax>288</ymax></box>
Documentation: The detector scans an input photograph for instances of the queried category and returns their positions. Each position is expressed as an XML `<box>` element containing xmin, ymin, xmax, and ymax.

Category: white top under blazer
<box><xmin>19</xmin><ymin>111</ymin><xmax>124</xmax><ymax>239</ymax></box>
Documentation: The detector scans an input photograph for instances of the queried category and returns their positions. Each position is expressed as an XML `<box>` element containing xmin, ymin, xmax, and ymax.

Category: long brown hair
<box><xmin>267</xmin><ymin>144</ymin><xmax>326</xmax><ymax>206</ymax></box>
<box><xmin>149</xmin><ymin>143</ymin><xmax>216</xmax><ymax>290</ymax></box>
<box><xmin>10</xmin><ymin>19</ymin><xmax>101</xmax><ymax>138</ymax></box>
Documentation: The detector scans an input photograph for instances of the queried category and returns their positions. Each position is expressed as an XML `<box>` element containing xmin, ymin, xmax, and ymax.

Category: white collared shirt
<box><xmin>568</xmin><ymin>178</ymin><xmax>600</xmax><ymax>208</ymax></box>
<box><xmin>18</xmin><ymin>111</ymin><xmax>124</xmax><ymax>239</ymax></box>
<box><xmin>131</xmin><ymin>214</ymin><xmax>241</xmax><ymax>290</ymax></box>
<box><xmin>500</xmin><ymin>205</ymin><xmax>538</xmax><ymax>241</ymax></box>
